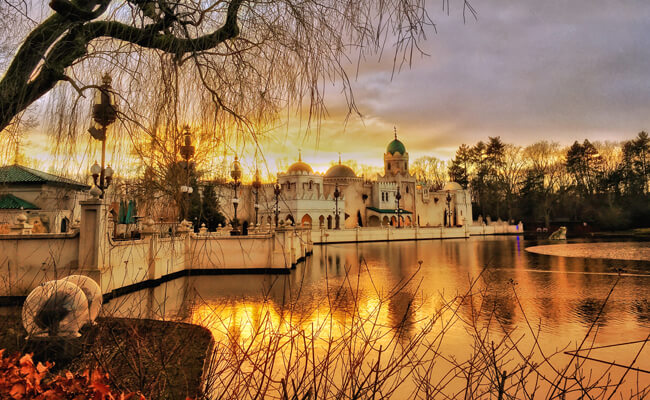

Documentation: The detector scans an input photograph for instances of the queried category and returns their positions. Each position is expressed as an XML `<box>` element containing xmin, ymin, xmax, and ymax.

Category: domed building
<box><xmin>236</xmin><ymin>131</ymin><xmax>473</xmax><ymax>230</ymax></box>
<box><xmin>383</xmin><ymin>132</ymin><xmax>410</xmax><ymax>177</ymax></box>
<box><xmin>286</xmin><ymin>156</ymin><xmax>314</xmax><ymax>175</ymax></box>
<box><xmin>325</xmin><ymin>162</ymin><xmax>356</xmax><ymax>179</ymax></box>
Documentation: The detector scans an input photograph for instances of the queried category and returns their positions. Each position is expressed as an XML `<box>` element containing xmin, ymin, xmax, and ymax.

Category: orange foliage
<box><xmin>0</xmin><ymin>349</ymin><xmax>148</xmax><ymax>400</ymax></box>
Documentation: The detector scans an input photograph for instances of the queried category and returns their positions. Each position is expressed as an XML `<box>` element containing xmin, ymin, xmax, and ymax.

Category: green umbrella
<box><xmin>130</xmin><ymin>200</ymin><xmax>137</xmax><ymax>224</ymax></box>
<box><xmin>126</xmin><ymin>199</ymin><xmax>135</xmax><ymax>224</ymax></box>
<box><xmin>118</xmin><ymin>200</ymin><xmax>126</xmax><ymax>224</ymax></box>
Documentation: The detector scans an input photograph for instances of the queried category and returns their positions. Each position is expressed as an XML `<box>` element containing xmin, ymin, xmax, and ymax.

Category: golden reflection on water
<box><xmin>105</xmin><ymin>237</ymin><xmax>650</xmax><ymax>395</ymax></box>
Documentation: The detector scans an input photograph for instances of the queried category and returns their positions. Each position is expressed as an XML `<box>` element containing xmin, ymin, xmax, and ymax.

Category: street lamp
<box><xmin>333</xmin><ymin>183</ymin><xmax>341</xmax><ymax>229</ymax></box>
<box><xmin>274</xmin><ymin>182</ymin><xmax>281</xmax><ymax>227</ymax></box>
<box><xmin>446</xmin><ymin>190</ymin><xmax>452</xmax><ymax>227</ymax></box>
<box><xmin>252</xmin><ymin>169</ymin><xmax>262</xmax><ymax>226</ymax></box>
<box><xmin>179</xmin><ymin>125</ymin><xmax>195</xmax><ymax>221</ymax></box>
<box><xmin>230</xmin><ymin>156</ymin><xmax>242</xmax><ymax>235</ymax></box>
<box><xmin>395</xmin><ymin>185</ymin><xmax>402</xmax><ymax>228</ymax></box>
<box><xmin>88</xmin><ymin>73</ymin><xmax>118</xmax><ymax>199</ymax></box>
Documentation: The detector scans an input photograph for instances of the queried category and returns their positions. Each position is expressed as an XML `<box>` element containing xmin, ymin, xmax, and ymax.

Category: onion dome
<box><xmin>325</xmin><ymin>153</ymin><xmax>356</xmax><ymax>178</ymax></box>
<box><xmin>442</xmin><ymin>181</ymin><xmax>463</xmax><ymax>191</ymax></box>
<box><xmin>386</xmin><ymin>127</ymin><xmax>406</xmax><ymax>155</ymax></box>
<box><xmin>286</xmin><ymin>151</ymin><xmax>313</xmax><ymax>174</ymax></box>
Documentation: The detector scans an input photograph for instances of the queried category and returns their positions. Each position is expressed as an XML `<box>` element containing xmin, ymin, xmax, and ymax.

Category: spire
<box><xmin>298</xmin><ymin>149</ymin><xmax>302</xmax><ymax>162</ymax></box>
<box><xmin>394</xmin><ymin>126</ymin><xmax>397</xmax><ymax>140</ymax></box>
<box><xmin>338</xmin><ymin>152</ymin><xmax>342</xmax><ymax>165</ymax></box>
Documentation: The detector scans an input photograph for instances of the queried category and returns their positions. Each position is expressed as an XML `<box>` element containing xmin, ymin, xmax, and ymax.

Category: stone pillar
<box><xmin>140</xmin><ymin>218</ymin><xmax>158</xmax><ymax>281</ymax></box>
<box><xmin>178</xmin><ymin>220</ymin><xmax>192</xmax><ymax>272</ymax></box>
<box><xmin>77</xmin><ymin>199</ymin><xmax>108</xmax><ymax>284</ymax></box>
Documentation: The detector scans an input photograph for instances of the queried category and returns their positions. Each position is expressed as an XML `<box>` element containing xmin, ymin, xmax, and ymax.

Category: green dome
<box><xmin>387</xmin><ymin>139</ymin><xmax>406</xmax><ymax>155</ymax></box>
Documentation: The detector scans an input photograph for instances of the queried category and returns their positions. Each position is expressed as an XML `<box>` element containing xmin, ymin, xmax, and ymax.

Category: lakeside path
<box><xmin>526</xmin><ymin>242</ymin><xmax>650</xmax><ymax>262</ymax></box>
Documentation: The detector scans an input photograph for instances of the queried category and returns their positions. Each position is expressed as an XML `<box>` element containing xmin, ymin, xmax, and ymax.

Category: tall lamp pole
<box><xmin>274</xmin><ymin>182</ymin><xmax>281</xmax><ymax>227</ymax></box>
<box><xmin>230</xmin><ymin>156</ymin><xmax>242</xmax><ymax>235</ymax></box>
<box><xmin>395</xmin><ymin>185</ymin><xmax>402</xmax><ymax>228</ymax></box>
<box><xmin>252</xmin><ymin>169</ymin><xmax>262</xmax><ymax>225</ymax></box>
<box><xmin>333</xmin><ymin>183</ymin><xmax>341</xmax><ymax>229</ymax></box>
<box><xmin>88</xmin><ymin>74</ymin><xmax>118</xmax><ymax>199</ymax></box>
<box><xmin>179</xmin><ymin>125</ymin><xmax>195</xmax><ymax>221</ymax></box>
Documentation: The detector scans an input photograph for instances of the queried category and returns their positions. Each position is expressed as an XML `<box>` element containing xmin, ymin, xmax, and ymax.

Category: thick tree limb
<box><xmin>0</xmin><ymin>0</ymin><xmax>243</xmax><ymax>132</ymax></box>
<box><xmin>84</xmin><ymin>0</ymin><xmax>241</xmax><ymax>55</ymax></box>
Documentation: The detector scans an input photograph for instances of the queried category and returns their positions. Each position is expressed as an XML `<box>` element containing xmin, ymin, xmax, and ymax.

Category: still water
<box><xmin>106</xmin><ymin>236</ymin><xmax>650</xmax><ymax>396</ymax></box>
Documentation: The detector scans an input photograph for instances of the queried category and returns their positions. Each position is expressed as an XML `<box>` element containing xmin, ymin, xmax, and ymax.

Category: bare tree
<box><xmin>411</xmin><ymin>155</ymin><xmax>447</xmax><ymax>190</ymax></box>
<box><xmin>522</xmin><ymin>141</ymin><xmax>564</xmax><ymax>228</ymax></box>
<box><xmin>0</xmin><ymin>0</ymin><xmax>475</xmax><ymax>143</ymax></box>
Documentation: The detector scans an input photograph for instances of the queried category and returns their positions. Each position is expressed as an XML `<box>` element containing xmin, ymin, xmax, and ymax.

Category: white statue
<box><xmin>22</xmin><ymin>280</ymin><xmax>90</xmax><ymax>338</ymax></box>
<box><xmin>60</xmin><ymin>275</ymin><xmax>102</xmax><ymax>325</ymax></box>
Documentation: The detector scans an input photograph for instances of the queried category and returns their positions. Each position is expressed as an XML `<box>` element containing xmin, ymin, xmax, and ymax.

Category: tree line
<box><xmin>414</xmin><ymin>132</ymin><xmax>649</xmax><ymax>230</ymax></box>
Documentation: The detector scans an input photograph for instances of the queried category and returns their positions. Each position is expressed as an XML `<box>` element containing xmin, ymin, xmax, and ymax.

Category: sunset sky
<box><xmin>23</xmin><ymin>0</ymin><xmax>650</xmax><ymax>174</ymax></box>
<box><xmin>259</xmin><ymin>0</ymin><xmax>650</xmax><ymax>172</ymax></box>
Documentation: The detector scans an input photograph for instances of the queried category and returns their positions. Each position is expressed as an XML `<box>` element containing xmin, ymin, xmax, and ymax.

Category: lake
<box><xmin>104</xmin><ymin>235</ymin><xmax>650</xmax><ymax>397</ymax></box>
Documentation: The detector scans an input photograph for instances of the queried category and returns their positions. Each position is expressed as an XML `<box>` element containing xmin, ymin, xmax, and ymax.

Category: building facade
<box><xmin>0</xmin><ymin>164</ymin><xmax>90</xmax><ymax>233</ymax></box>
<box><xmin>228</xmin><ymin>135</ymin><xmax>473</xmax><ymax>229</ymax></box>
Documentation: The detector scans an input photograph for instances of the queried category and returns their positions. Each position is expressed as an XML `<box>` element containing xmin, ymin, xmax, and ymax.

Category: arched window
<box><xmin>309</xmin><ymin>180</ymin><xmax>313</xmax><ymax>190</ymax></box>
<box><xmin>387</xmin><ymin>163</ymin><xmax>391</xmax><ymax>170</ymax></box>
<box><xmin>60</xmin><ymin>217</ymin><xmax>69</xmax><ymax>233</ymax></box>
<box><xmin>405</xmin><ymin>185</ymin><xmax>409</xmax><ymax>194</ymax></box>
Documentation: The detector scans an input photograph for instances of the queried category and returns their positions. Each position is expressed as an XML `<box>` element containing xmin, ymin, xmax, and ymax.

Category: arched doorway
<box><xmin>319</xmin><ymin>215</ymin><xmax>325</xmax><ymax>228</ymax></box>
<box><xmin>327</xmin><ymin>215</ymin><xmax>333</xmax><ymax>229</ymax></box>
<box><xmin>390</xmin><ymin>216</ymin><xmax>397</xmax><ymax>226</ymax></box>
<box><xmin>368</xmin><ymin>215</ymin><xmax>380</xmax><ymax>227</ymax></box>
<box><xmin>405</xmin><ymin>216</ymin><xmax>412</xmax><ymax>227</ymax></box>
<box><xmin>382</xmin><ymin>216</ymin><xmax>389</xmax><ymax>226</ymax></box>
<box><xmin>301</xmin><ymin>214</ymin><xmax>312</xmax><ymax>227</ymax></box>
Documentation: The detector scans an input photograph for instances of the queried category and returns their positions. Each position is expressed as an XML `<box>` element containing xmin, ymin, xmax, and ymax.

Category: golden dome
<box><xmin>286</xmin><ymin>152</ymin><xmax>313</xmax><ymax>174</ymax></box>
<box><xmin>287</xmin><ymin>161</ymin><xmax>313</xmax><ymax>174</ymax></box>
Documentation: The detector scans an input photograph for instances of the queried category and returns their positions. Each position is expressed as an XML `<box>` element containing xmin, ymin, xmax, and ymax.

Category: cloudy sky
<box><xmin>17</xmin><ymin>0</ymin><xmax>650</xmax><ymax>175</ymax></box>
<box><xmin>261</xmin><ymin>0</ymin><xmax>650</xmax><ymax>172</ymax></box>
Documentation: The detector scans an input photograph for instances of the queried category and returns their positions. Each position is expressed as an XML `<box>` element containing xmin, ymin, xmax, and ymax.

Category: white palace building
<box><xmin>232</xmin><ymin>133</ymin><xmax>474</xmax><ymax>230</ymax></box>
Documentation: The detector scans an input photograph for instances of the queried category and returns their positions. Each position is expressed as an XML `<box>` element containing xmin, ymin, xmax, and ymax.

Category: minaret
<box><xmin>384</xmin><ymin>127</ymin><xmax>409</xmax><ymax>177</ymax></box>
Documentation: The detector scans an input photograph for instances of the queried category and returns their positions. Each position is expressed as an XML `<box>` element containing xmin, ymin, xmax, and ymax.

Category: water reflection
<box><xmin>103</xmin><ymin>236</ymin><xmax>650</xmax><ymax>394</ymax></box>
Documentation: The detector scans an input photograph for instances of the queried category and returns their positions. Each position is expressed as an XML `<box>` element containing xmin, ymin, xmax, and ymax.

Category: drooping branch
<box><xmin>0</xmin><ymin>0</ymin><xmax>244</xmax><ymax>132</ymax></box>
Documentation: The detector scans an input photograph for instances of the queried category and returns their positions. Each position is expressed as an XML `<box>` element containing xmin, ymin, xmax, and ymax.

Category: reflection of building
<box><xmin>233</xmin><ymin>134</ymin><xmax>473</xmax><ymax>229</ymax></box>
<box><xmin>0</xmin><ymin>164</ymin><xmax>90</xmax><ymax>233</ymax></box>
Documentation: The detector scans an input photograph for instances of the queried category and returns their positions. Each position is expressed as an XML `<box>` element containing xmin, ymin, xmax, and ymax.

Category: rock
<box><xmin>549</xmin><ymin>226</ymin><xmax>567</xmax><ymax>240</ymax></box>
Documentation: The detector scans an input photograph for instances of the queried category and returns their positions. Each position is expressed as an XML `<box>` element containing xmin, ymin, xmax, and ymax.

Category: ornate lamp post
<box><xmin>179</xmin><ymin>125</ymin><xmax>195</xmax><ymax>221</ymax></box>
<box><xmin>395</xmin><ymin>185</ymin><xmax>402</xmax><ymax>228</ymax></box>
<box><xmin>333</xmin><ymin>183</ymin><xmax>341</xmax><ymax>229</ymax></box>
<box><xmin>445</xmin><ymin>190</ymin><xmax>452</xmax><ymax>227</ymax></box>
<box><xmin>88</xmin><ymin>74</ymin><xmax>117</xmax><ymax>199</ymax></box>
<box><xmin>230</xmin><ymin>156</ymin><xmax>242</xmax><ymax>235</ymax></box>
<box><xmin>252</xmin><ymin>169</ymin><xmax>262</xmax><ymax>226</ymax></box>
<box><xmin>274</xmin><ymin>182</ymin><xmax>281</xmax><ymax>227</ymax></box>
